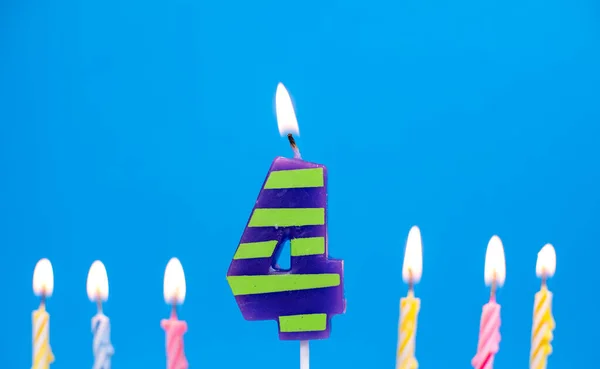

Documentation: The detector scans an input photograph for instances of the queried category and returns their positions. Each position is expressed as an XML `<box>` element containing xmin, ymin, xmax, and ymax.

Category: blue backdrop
<box><xmin>1</xmin><ymin>0</ymin><xmax>599</xmax><ymax>368</ymax></box>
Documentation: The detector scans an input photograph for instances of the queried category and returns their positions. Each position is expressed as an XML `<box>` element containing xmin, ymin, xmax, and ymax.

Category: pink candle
<box><xmin>162</xmin><ymin>258</ymin><xmax>189</xmax><ymax>369</ymax></box>
<box><xmin>161</xmin><ymin>312</ymin><xmax>188</xmax><ymax>369</ymax></box>
<box><xmin>472</xmin><ymin>236</ymin><xmax>506</xmax><ymax>369</ymax></box>
<box><xmin>472</xmin><ymin>299</ymin><xmax>501</xmax><ymax>369</ymax></box>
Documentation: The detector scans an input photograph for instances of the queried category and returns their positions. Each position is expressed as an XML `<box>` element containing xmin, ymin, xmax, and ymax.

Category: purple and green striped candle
<box><xmin>226</xmin><ymin>84</ymin><xmax>345</xmax><ymax>341</ymax></box>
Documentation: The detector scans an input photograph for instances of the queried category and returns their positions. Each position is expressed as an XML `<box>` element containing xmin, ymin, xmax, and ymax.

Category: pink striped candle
<box><xmin>472</xmin><ymin>299</ymin><xmax>501</xmax><ymax>369</ymax></box>
<box><xmin>161</xmin><ymin>311</ymin><xmax>188</xmax><ymax>369</ymax></box>
<box><xmin>472</xmin><ymin>236</ymin><xmax>506</xmax><ymax>369</ymax></box>
<box><xmin>162</xmin><ymin>258</ymin><xmax>189</xmax><ymax>369</ymax></box>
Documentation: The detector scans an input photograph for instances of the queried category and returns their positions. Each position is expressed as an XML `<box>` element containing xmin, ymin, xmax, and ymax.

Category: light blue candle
<box><xmin>92</xmin><ymin>312</ymin><xmax>114</xmax><ymax>369</ymax></box>
<box><xmin>87</xmin><ymin>261</ymin><xmax>114</xmax><ymax>369</ymax></box>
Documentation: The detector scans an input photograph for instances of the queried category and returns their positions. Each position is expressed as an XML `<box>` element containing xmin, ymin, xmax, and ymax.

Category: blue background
<box><xmin>1</xmin><ymin>0</ymin><xmax>599</xmax><ymax>368</ymax></box>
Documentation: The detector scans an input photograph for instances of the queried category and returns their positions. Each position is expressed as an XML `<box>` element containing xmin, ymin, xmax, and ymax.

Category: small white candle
<box><xmin>87</xmin><ymin>260</ymin><xmax>114</xmax><ymax>369</ymax></box>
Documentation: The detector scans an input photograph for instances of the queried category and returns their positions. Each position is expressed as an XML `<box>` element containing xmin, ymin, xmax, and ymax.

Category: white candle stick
<box><xmin>32</xmin><ymin>259</ymin><xmax>55</xmax><ymax>369</ymax></box>
<box><xmin>87</xmin><ymin>261</ymin><xmax>114</xmax><ymax>369</ymax></box>
<box><xmin>300</xmin><ymin>340</ymin><xmax>309</xmax><ymax>369</ymax></box>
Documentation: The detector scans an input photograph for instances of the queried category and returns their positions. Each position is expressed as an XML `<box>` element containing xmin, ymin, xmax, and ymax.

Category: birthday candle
<box><xmin>472</xmin><ymin>236</ymin><xmax>505</xmax><ymax>369</ymax></box>
<box><xmin>86</xmin><ymin>261</ymin><xmax>114</xmax><ymax>369</ymax></box>
<box><xmin>32</xmin><ymin>259</ymin><xmax>55</xmax><ymax>369</ymax></box>
<box><xmin>161</xmin><ymin>258</ymin><xmax>189</xmax><ymax>369</ymax></box>
<box><xmin>396</xmin><ymin>226</ymin><xmax>423</xmax><ymax>369</ymax></box>
<box><xmin>226</xmin><ymin>83</ymin><xmax>345</xmax><ymax>369</ymax></box>
<box><xmin>530</xmin><ymin>244</ymin><xmax>556</xmax><ymax>369</ymax></box>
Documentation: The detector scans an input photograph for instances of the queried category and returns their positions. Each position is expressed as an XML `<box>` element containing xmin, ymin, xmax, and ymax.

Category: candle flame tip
<box><xmin>33</xmin><ymin>258</ymin><xmax>54</xmax><ymax>297</ymax></box>
<box><xmin>164</xmin><ymin>257</ymin><xmax>186</xmax><ymax>305</ymax></box>
<box><xmin>536</xmin><ymin>243</ymin><xmax>556</xmax><ymax>278</ymax></box>
<box><xmin>87</xmin><ymin>260</ymin><xmax>109</xmax><ymax>302</ymax></box>
<box><xmin>402</xmin><ymin>225</ymin><xmax>423</xmax><ymax>284</ymax></box>
<box><xmin>275</xmin><ymin>83</ymin><xmax>300</xmax><ymax>137</ymax></box>
<box><xmin>484</xmin><ymin>235</ymin><xmax>506</xmax><ymax>288</ymax></box>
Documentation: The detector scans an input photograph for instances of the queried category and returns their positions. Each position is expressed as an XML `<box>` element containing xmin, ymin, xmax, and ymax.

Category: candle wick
<box><xmin>490</xmin><ymin>280</ymin><xmax>496</xmax><ymax>300</ymax></box>
<box><xmin>171</xmin><ymin>303</ymin><xmax>178</xmax><ymax>319</ymax></box>
<box><xmin>40</xmin><ymin>293</ymin><xmax>46</xmax><ymax>309</ymax></box>
<box><xmin>407</xmin><ymin>270</ymin><xmax>414</xmax><ymax>295</ymax></box>
<box><xmin>287</xmin><ymin>134</ymin><xmax>302</xmax><ymax>159</ymax></box>
<box><xmin>489</xmin><ymin>270</ymin><xmax>498</xmax><ymax>300</ymax></box>
<box><xmin>541</xmin><ymin>274</ymin><xmax>547</xmax><ymax>289</ymax></box>
<box><xmin>96</xmin><ymin>298</ymin><xmax>103</xmax><ymax>314</ymax></box>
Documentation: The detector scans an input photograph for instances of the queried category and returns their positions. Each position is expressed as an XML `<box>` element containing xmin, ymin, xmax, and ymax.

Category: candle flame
<box><xmin>164</xmin><ymin>257</ymin><xmax>186</xmax><ymax>305</ymax></box>
<box><xmin>86</xmin><ymin>260</ymin><xmax>109</xmax><ymax>302</ymax></box>
<box><xmin>402</xmin><ymin>226</ymin><xmax>423</xmax><ymax>284</ymax></box>
<box><xmin>484</xmin><ymin>235</ymin><xmax>506</xmax><ymax>287</ymax></box>
<box><xmin>33</xmin><ymin>258</ymin><xmax>54</xmax><ymax>297</ymax></box>
<box><xmin>536</xmin><ymin>243</ymin><xmax>556</xmax><ymax>278</ymax></box>
<box><xmin>275</xmin><ymin>83</ymin><xmax>299</xmax><ymax>136</ymax></box>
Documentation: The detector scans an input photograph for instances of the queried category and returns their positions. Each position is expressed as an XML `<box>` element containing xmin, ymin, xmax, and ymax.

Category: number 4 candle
<box><xmin>86</xmin><ymin>261</ymin><xmax>114</xmax><ymax>369</ymax></box>
<box><xmin>530</xmin><ymin>244</ymin><xmax>556</xmax><ymax>369</ymax></box>
<box><xmin>32</xmin><ymin>258</ymin><xmax>55</xmax><ymax>369</ymax></box>
<box><xmin>472</xmin><ymin>236</ymin><xmax>505</xmax><ymax>369</ymax></box>
<box><xmin>226</xmin><ymin>83</ymin><xmax>345</xmax><ymax>369</ymax></box>
<box><xmin>396</xmin><ymin>226</ymin><xmax>423</xmax><ymax>369</ymax></box>
<box><xmin>161</xmin><ymin>258</ymin><xmax>189</xmax><ymax>369</ymax></box>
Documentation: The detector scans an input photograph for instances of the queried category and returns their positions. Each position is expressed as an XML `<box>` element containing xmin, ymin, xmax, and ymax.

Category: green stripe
<box><xmin>279</xmin><ymin>313</ymin><xmax>327</xmax><ymax>332</ymax></box>
<box><xmin>233</xmin><ymin>241</ymin><xmax>278</xmax><ymax>259</ymax></box>
<box><xmin>291</xmin><ymin>237</ymin><xmax>325</xmax><ymax>256</ymax></box>
<box><xmin>249</xmin><ymin>208</ymin><xmax>324</xmax><ymax>227</ymax></box>
<box><xmin>264</xmin><ymin>168</ymin><xmax>324</xmax><ymax>189</ymax></box>
<box><xmin>227</xmin><ymin>274</ymin><xmax>340</xmax><ymax>296</ymax></box>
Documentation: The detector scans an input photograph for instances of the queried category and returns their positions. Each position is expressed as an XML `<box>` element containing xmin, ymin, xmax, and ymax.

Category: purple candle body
<box><xmin>227</xmin><ymin>156</ymin><xmax>345</xmax><ymax>340</ymax></box>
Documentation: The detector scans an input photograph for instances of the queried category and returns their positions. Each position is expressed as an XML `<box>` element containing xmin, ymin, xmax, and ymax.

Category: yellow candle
<box><xmin>32</xmin><ymin>305</ymin><xmax>54</xmax><ymax>369</ymax></box>
<box><xmin>32</xmin><ymin>259</ymin><xmax>55</xmax><ymax>369</ymax></box>
<box><xmin>530</xmin><ymin>244</ymin><xmax>556</xmax><ymax>369</ymax></box>
<box><xmin>397</xmin><ymin>291</ymin><xmax>420</xmax><ymax>369</ymax></box>
<box><xmin>396</xmin><ymin>226</ymin><xmax>423</xmax><ymax>369</ymax></box>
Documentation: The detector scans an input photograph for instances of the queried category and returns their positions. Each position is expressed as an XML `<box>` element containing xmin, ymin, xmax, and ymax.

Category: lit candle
<box><xmin>86</xmin><ymin>260</ymin><xmax>114</xmax><ymax>369</ymax></box>
<box><xmin>161</xmin><ymin>257</ymin><xmax>189</xmax><ymax>369</ymax></box>
<box><xmin>472</xmin><ymin>236</ymin><xmax>505</xmax><ymax>369</ymax></box>
<box><xmin>396</xmin><ymin>226</ymin><xmax>423</xmax><ymax>369</ymax></box>
<box><xmin>226</xmin><ymin>83</ymin><xmax>345</xmax><ymax>369</ymax></box>
<box><xmin>530</xmin><ymin>244</ymin><xmax>556</xmax><ymax>369</ymax></box>
<box><xmin>32</xmin><ymin>258</ymin><xmax>55</xmax><ymax>369</ymax></box>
